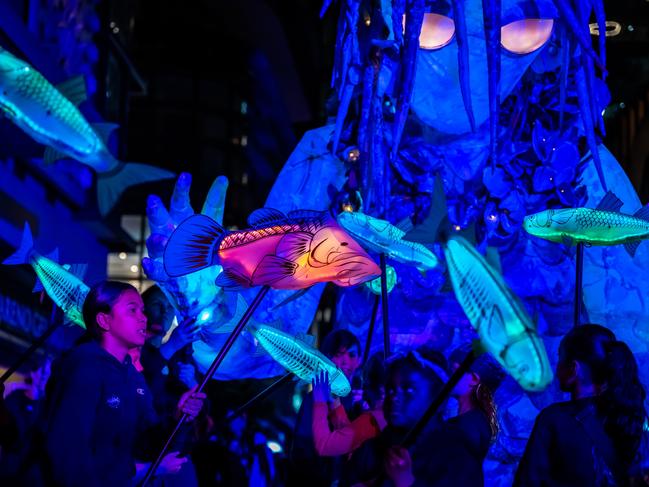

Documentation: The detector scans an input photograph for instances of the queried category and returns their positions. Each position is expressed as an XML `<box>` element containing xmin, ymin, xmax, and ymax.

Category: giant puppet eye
<box><xmin>403</xmin><ymin>13</ymin><xmax>455</xmax><ymax>50</ymax></box>
<box><xmin>500</xmin><ymin>19</ymin><xmax>554</xmax><ymax>54</ymax></box>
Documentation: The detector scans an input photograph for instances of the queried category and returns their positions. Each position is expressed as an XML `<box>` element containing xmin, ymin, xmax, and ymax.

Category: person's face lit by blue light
<box><xmin>331</xmin><ymin>346</ymin><xmax>361</xmax><ymax>380</ymax></box>
<box><xmin>384</xmin><ymin>365</ymin><xmax>436</xmax><ymax>429</ymax></box>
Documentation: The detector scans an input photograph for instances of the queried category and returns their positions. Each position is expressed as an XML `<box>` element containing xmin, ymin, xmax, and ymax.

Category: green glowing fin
<box><xmin>595</xmin><ymin>191</ymin><xmax>623</xmax><ymax>212</ymax></box>
<box><xmin>55</xmin><ymin>75</ymin><xmax>87</xmax><ymax>106</ymax></box>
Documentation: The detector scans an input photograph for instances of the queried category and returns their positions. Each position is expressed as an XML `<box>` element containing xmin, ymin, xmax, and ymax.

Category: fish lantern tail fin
<box><xmin>96</xmin><ymin>162</ymin><xmax>175</xmax><ymax>216</ymax></box>
<box><xmin>164</xmin><ymin>214</ymin><xmax>225</xmax><ymax>277</ymax></box>
<box><xmin>3</xmin><ymin>223</ymin><xmax>34</xmax><ymax>265</ymax></box>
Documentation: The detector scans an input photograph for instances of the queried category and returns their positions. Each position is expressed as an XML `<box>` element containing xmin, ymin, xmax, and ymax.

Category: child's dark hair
<box><xmin>560</xmin><ymin>324</ymin><xmax>647</xmax><ymax>467</ymax></box>
<box><xmin>82</xmin><ymin>281</ymin><xmax>138</xmax><ymax>337</ymax></box>
<box><xmin>321</xmin><ymin>329</ymin><xmax>361</xmax><ymax>359</ymax></box>
<box><xmin>385</xmin><ymin>349</ymin><xmax>446</xmax><ymax>395</ymax></box>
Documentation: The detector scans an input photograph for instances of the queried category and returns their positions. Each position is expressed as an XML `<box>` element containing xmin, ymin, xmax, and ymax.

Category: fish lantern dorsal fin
<box><xmin>295</xmin><ymin>333</ymin><xmax>315</xmax><ymax>347</ymax></box>
<box><xmin>55</xmin><ymin>75</ymin><xmax>87</xmax><ymax>106</ymax></box>
<box><xmin>287</xmin><ymin>210</ymin><xmax>325</xmax><ymax>221</ymax></box>
<box><xmin>595</xmin><ymin>191</ymin><xmax>623</xmax><ymax>212</ymax></box>
<box><xmin>633</xmin><ymin>205</ymin><xmax>649</xmax><ymax>222</ymax></box>
<box><xmin>91</xmin><ymin>123</ymin><xmax>119</xmax><ymax>143</ymax></box>
<box><xmin>395</xmin><ymin>217</ymin><xmax>414</xmax><ymax>233</ymax></box>
<box><xmin>68</xmin><ymin>263</ymin><xmax>88</xmax><ymax>280</ymax></box>
<box><xmin>247</xmin><ymin>208</ymin><xmax>287</xmax><ymax>228</ymax></box>
<box><xmin>44</xmin><ymin>248</ymin><xmax>60</xmax><ymax>263</ymax></box>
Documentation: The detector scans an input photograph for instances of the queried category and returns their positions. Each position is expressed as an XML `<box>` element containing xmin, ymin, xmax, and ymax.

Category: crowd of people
<box><xmin>0</xmin><ymin>280</ymin><xmax>647</xmax><ymax>486</ymax></box>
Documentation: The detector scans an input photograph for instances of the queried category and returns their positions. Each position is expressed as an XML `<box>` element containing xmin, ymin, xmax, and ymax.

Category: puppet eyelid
<box><xmin>500</xmin><ymin>18</ymin><xmax>554</xmax><ymax>55</ymax></box>
<box><xmin>403</xmin><ymin>13</ymin><xmax>456</xmax><ymax>50</ymax></box>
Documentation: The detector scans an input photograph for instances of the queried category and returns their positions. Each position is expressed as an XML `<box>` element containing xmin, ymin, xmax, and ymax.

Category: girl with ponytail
<box><xmin>515</xmin><ymin>324</ymin><xmax>648</xmax><ymax>486</ymax></box>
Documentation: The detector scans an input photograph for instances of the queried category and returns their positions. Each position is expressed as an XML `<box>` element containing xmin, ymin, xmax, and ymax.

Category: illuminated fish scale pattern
<box><xmin>444</xmin><ymin>236</ymin><xmax>552</xmax><ymax>391</ymax></box>
<box><xmin>219</xmin><ymin>220</ymin><xmax>325</xmax><ymax>251</ymax></box>
<box><xmin>11</xmin><ymin>69</ymin><xmax>98</xmax><ymax>153</ymax></box>
<box><xmin>573</xmin><ymin>209</ymin><xmax>649</xmax><ymax>243</ymax></box>
<box><xmin>252</xmin><ymin>325</ymin><xmax>351</xmax><ymax>397</ymax></box>
<box><xmin>337</xmin><ymin>212</ymin><xmax>439</xmax><ymax>270</ymax></box>
<box><xmin>31</xmin><ymin>255</ymin><xmax>89</xmax><ymax>328</ymax></box>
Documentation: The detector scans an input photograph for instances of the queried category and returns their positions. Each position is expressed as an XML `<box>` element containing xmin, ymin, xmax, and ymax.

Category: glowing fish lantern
<box><xmin>0</xmin><ymin>48</ymin><xmax>174</xmax><ymax>215</ymax></box>
<box><xmin>251</xmin><ymin>324</ymin><xmax>351</xmax><ymax>397</ymax></box>
<box><xmin>524</xmin><ymin>191</ymin><xmax>649</xmax><ymax>257</ymax></box>
<box><xmin>365</xmin><ymin>264</ymin><xmax>397</xmax><ymax>295</ymax></box>
<box><xmin>164</xmin><ymin>208</ymin><xmax>380</xmax><ymax>290</ymax></box>
<box><xmin>337</xmin><ymin>211</ymin><xmax>439</xmax><ymax>271</ymax></box>
<box><xmin>3</xmin><ymin>224</ymin><xmax>89</xmax><ymax>328</ymax></box>
<box><xmin>443</xmin><ymin>235</ymin><xmax>553</xmax><ymax>392</ymax></box>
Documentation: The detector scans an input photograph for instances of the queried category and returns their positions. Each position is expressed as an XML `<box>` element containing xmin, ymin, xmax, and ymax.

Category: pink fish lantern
<box><xmin>164</xmin><ymin>208</ymin><xmax>381</xmax><ymax>290</ymax></box>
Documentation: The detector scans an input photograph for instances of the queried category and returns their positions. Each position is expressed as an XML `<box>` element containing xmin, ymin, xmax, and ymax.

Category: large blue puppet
<box><xmin>143</xmin><ymin>0</ymin><xmax>649</xmax><ymax>483</ymax></box>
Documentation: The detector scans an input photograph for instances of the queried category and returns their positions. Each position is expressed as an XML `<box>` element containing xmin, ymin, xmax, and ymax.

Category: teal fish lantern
<box><xmin>337</xmin><ymin>211</ymin><xmax>439</xmax><ymax>271</ymax></box>
<box><xmin>251</xmin><ymin>324</ymin><xmax>351</xmax><ymax>397</ymax></box>
<box><xmin>443</xmin><ymin>236</ymin><xmax>553</xmax><ymax>392</ymax></box>
<box><xmin>3</xmin><ymin>224</ymin><xmax>89</xmax><ymax>328</ymax></box>
<box><xmin>365</xmin><ymin>264</ymin><xmax>397</xmax><ymax>295</ymax></box>
<box><xmin>524</xmin><ymin>191</ymin><xmax>649</xmax><ymax>257</ymax></box>
<box><xmin>0</xmin><ymin>48</ymin><xmax>174</xmax><ymax>215</ymax></box>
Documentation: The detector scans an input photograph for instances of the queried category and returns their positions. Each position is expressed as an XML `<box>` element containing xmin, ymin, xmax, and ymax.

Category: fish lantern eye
<box><xmin>403</xmin><ymin>13</ymin><xmax>455</xmax><ymax>50</ymax></box>
<box><xmin>341</xmin><ymin>242</ymin><xmax>349</xmax><ymax>246</ymax></box>
<box><xmin>501</xmin><ymin>19</ymin><xmax>554</xmax><ymax>54</ymax></box>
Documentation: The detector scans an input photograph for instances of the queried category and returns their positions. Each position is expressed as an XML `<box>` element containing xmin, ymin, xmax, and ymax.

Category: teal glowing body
<box><xmin>444</xmin><ymin>236</ymin><xmax>552</xmax><ymax>392</ymax></box>
<box><xmin>524</xmin><ymin>208</ymin><xmax>649</xmax><ymax>247</ymax></box>
<box><xmin>337</xmin><ymin>211</ymin><xmax>438</xmax><ymax>271</ymax></box>
<box><xmin>365</xmin><ymin>264</ymin><xmax>397</xmax><ymax>295</ymax></box>
<box><xmin>3</xmin><ymin>224</ymin><xmax>89</xmax><ymax>328</ymax></box>
<box><xmin>252</xmin><ymin>324</ymin><xmax>351</xmax><ymax>397</ymax></box>
<box><xmin>0</xmin><ymin>48</ymin><xmax>117</xmax><ymax>172</ymax></box>
<box><xmin>0</xmin><ymin>48</ymin><xmax>173</xmax><ymax>215</ymax></box>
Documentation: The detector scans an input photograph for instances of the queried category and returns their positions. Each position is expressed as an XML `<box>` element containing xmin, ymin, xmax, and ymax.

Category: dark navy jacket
<box><xmin>341</xmin><ymin>409</ymin><xmax>492</xmax><ymax>487</ymax></box>
<box><xmin>514</xmin><ymin>398</ymin><xmax>626</xmax><ymax>487</ymax></box>
<box><xmin>42</xmin><ymin>342</ymin><xmax>161</xmax><ymax>487</ymax></box>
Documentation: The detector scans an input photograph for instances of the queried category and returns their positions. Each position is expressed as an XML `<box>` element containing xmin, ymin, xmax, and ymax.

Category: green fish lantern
<box><xmin>3</xmin><ymin>224</ymin><xmax>89</xmax><ymax>327</ymax></box>
<box><xmin>0</xmin><ymin>48</ymin><xmax>174</xmax><ymax>215</ymax></box>
<box><xmin>251</xmin><ymin>323</ymin><xmax>351</xmax><ymax>397</ymax></box>
<box><xmin>524</xmin><ymin>191</ymin><xmax>649</xmax><ymax>257</ymax></box>
<box><xmin>210</xmin><ymin>299</ymin><xmax>351</xmax><ymax>397</ymax></box>
<box><xmin>365</xmin><ymin>264</ymin><xmax>397</xmax><ymax>295</ymax></box>
<box><xmin>442</xmin><ymin>236</ymin><xmax>553</xmax><ymax>392</ymax></box>
<box><xmin>337</xmin><ymin>211</ymin><xmax>439</xmax><ymax>272</ymax></box>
